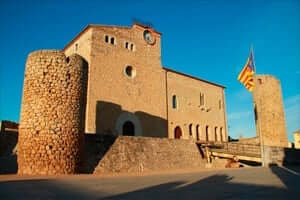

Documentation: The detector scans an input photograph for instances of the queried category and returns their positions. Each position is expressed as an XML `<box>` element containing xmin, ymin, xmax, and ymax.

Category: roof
<box><xmin>163</xmin><ymin>67</ymin><xmax>226</xmax><ymax>89</ymax></box>
<box><xmin>62</xmin><ymin>23</ymin><xmax>161</xmax><ymax>51</ymax></box>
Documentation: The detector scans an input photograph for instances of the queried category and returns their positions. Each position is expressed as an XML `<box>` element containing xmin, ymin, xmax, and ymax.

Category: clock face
<box><xmin>143</xmin><ymin>30</ymin><xmax>155</xmax><ymax>45</ymax></box>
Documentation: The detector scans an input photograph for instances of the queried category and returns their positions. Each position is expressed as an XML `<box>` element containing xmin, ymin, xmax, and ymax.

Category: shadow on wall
<box><xmin>80</xmin><ymin>134</ymin><xmax>116</xmax><ymax>174</ymax></box>
<box><xmin>1</xmin><ymin>168</ymin><xmax>300</xmax><ymax>199</ymax></box>
<box><xmin>0</xmin><ymin>131</ymin><xmax>18</xmax><ymax>174</ymax></box>
<box><xmin>95</xmin><ymin>101</ymin><xmax>167</xmax><ymax>137</ymax></box>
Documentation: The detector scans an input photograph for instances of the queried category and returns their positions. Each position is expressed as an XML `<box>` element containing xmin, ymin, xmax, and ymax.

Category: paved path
<box><xmin>0</xmin><ymin>166</ymin><xmax>299</xmax><ymax>200</ymax></box>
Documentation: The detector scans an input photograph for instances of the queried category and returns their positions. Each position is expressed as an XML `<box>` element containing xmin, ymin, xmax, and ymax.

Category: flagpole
<box><xmin>250</xmin><ymin>45</ymin><xmax>265</xmax><ymax>166</ymax></box>
<box><xmin>251</xmin><ymin>44</ymin><xmax>256</xmax><ymax>72</ymax></box>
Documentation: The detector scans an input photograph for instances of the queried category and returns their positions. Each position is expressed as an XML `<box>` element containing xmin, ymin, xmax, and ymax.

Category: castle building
<box><xmin>63</xmin><ymin>23</ymin><xmax>228</xmax><ymax>142</ymax></box>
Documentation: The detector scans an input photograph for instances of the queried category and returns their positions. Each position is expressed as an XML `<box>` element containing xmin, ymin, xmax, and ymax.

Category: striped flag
<box><xmin>238</xmin><ymin>49</ymin><xmax>255</xmax><ymax>91</ymax></box>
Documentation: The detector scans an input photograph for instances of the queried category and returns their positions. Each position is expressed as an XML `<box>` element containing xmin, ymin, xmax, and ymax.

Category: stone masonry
<box><xmin>18</xmin><ymin>50</ymin><xmax>88</xmax><ymax>175</ymax></box>
<box><xmin>93</xmin><ymin>136</ymin><xmax>207</xmax><ymax>173</ymax></box>
<box><xmin>253</xmin><ymin>75</ymin><xmax>288</xmax><ymax>147</ymax></box>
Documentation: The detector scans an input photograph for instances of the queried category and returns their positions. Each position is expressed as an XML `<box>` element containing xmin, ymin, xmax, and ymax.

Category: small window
<box><xmin>172</xmin><ymin>95</ymin><xmax>177</xmax><ymax>109</ymax></box>
<box><xmin>110</xmin><ymin>37</ymin><xmax>115</xmax><ymax>45</ymax></box>
<box><xmin>196</xmin><ymin>125</ymin><xmax>200</xmax><ymax>140</ymax></box>
<box><xmin>200</xmin><ymin>93</ymin><xmax>205</xmax><ymax>106</ymax></box>
<box><xmin>205</xmin><ymin>125</ymin><xmax>209</xmax><ymax>141</ymax></box>
<box><xmin>75</xmin><ymin>43</ymin><xmax>78</xmax><ymax>51</ymax></box>
<box><xmin>125</xmin><ymin>42</ymin><xmax>129</xmax><ymax>49</ymax></box>
<box><xmin>105</xmin><ymin>35</ymin><xmax>109</xmax><ymax>43</ymax></box>
<box><xmin>125</xmin><ymin>65</ymin><xmax>136</xmax><ymax>78</ymax></box>
<box><xmin>220</xmin><ymin>127</ymin><xmax>223</xmax><ymax>142</ymax></box>
<box><xmin>258</xmin><ymin>78</ymin><xmax>263</xmax><ymax>84</ymax></box>
<box><xmin>130</xmin><ymin>44</ymin><xmax>134</xmax><ymax>51</ymax></box>
<box><xmin>219</xmin><ymin>100</ymin><xmax>222</xmax><ymax>110</ymax></box>
<box><xmin>215</xmin><ymin>127</ymin><xmax>218</xmax><ymax>141</ymax></box>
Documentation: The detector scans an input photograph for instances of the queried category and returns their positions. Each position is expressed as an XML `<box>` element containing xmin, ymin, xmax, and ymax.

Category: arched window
<box><xmin>196</xmin><ymin>125</ymin><xmax>200</xmax><ymax>140</ymax></box>
<box><xmin>189</xmin><ymin>124</ymin><xmax>193</xmax><ymax>136</ymax></box>
<box><xmin>130</xmin><ymin>43</ymin><xmax>134</xmax><ymax>51</ymax></box>
<box><xmin>123</xmin><ymin>121</ymin><xmax>135</xmax><ymax>136</ymax></box>
<box><xmin>205</xmin><ymin>125</ymin><xmax>209</xmax><ymax>141</ymax></box>
<box><xmin>105</xmin><ymin>35</ymin><xmax>109</xmax><ymax>43</ymax></box>
<box><xmin>110</xmin><ymin>37</ymin><xmax>115</xmax><ymax>45</ymax></box>
<box><xmin>220</xmin><ymin>127</ymin><xmax>224</xmax><ymax>142</ymax></box>
<box><xmin>172</xmin><ymin>95</ymin><xmax>177</xmax><ymax>109</ymax></box>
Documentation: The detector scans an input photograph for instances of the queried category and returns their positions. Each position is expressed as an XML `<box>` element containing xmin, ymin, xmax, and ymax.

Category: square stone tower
<box><xmin>253</xmin><ymin>75</ymin><xmax>288</xmax><ymax>147</ymax></box>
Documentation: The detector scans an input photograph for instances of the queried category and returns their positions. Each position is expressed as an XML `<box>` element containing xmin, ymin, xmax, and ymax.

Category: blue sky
<box><xmin>0</xmin><ymin>0</ymin><xmax>299</xmax><ymax>141</ymax></box>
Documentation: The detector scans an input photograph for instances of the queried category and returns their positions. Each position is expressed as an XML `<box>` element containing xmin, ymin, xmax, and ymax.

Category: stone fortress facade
<box><xmin>63</xmin><ymin>23</ymin><xmax>228</xmax><ymax>141</ymax></box>
<box><xmin>18</xmin><ymin>23</ymin><xmax>229</xmax><ymax>174</ymax></box>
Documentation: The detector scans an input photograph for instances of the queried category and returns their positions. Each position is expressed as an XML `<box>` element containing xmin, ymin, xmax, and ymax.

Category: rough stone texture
<box><xmin>253</xmin><ymin>75</ymin><xmax>288</xmax><ymax>147</ymax></box>
<box><xmin>93</xmin><ymin>136</ymin><xmax>207</xmax><ymax>173</ymax></box>
<box><xmin>294</xmin><ymin>130</ymin><xmax>300</xmax><ymax>149</ymax></box>
<box><xmin>236</xmin><ymin>137</ymin><xmax>259</xmax><ymax>145</ymax></box>
<box><xmin>263</xmin><ymin>145</ymin><xmax>300</xmax><ymax>166</ymax></box>
<box><xmin>18</xmin><ymin>50</ymin><xmax>88</xmax><ymax>175</ymax></box>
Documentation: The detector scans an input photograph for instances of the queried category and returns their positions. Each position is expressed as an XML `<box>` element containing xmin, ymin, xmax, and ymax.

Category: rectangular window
<box><xmin>105</xmin><ymin>35</ymin><xmax>109</xmax><ymax>43</ymax></box>
<box><xmin>200</xmin><ymin>93</ymin><xmax>205</xmax><ymax>106</ymax></box>
<box><xmin>219</xmin><ymin>100</ymin><xmax>222</xmax><ymax>109</ymax></box>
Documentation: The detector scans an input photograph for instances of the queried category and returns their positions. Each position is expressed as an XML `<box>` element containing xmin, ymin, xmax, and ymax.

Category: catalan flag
<box><xmin>238</xmin><ymin>49</ymin><xmax>255</xmax><ymax>91</ymax></box>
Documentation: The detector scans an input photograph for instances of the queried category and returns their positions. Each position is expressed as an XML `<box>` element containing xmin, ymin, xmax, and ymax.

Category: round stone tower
<box><xmin>18</xmin><ymin>50</ymin><xmax>88</xmax><ymax>175</ymax></box>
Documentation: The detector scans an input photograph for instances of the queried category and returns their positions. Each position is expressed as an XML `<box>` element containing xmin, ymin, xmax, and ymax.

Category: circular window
<box><xmin>125</xmin><ymin>66</ymin><xmax>136</xmax><ymax>78</ymax></box>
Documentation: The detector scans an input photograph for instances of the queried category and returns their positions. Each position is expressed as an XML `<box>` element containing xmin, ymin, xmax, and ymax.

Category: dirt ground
<box><xmin>0</xmin><ymin>166</ymin><xmax>299</xmax><ymax>200</ymax></box>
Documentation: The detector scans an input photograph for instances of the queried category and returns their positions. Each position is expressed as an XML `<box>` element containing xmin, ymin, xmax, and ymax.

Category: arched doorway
<box><xmin>174</xmin><ymin>126</ymin><xmax>182</xmax><ymax>139</ymax></box>
<box><xmin>215</xmin><ymin>127</ymin><xmax>218</xmax><ymax>141</ymax></box>
<box><xmin>205</xmin><ymin>125</ymin><xmax>209</xmax><ymax>141</ymax></box>
<box><xmin>196</xmin><ymin>125</ymin><xmax>200</xmax><ymax>141</ymax></box>
<box><xmin>123</xmin><ymin>121</ymin><xmax>135</xmax><ymax>136</ymax></box>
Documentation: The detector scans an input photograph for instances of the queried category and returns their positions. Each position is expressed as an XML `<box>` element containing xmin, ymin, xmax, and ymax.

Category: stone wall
<box><xmin>18</xmin><ymin>50</ymin><xmax>88</xmax><ymax>175</ymax></box>
<box><xmin>236</xmin><ymin>137</ymin><xmax>260</xmax><ymax>145</ymax></box>
<box><xmin>93</xmin><ymin>136</ymin><xmax>206</xmax><ymax>174</ymax></box>
<box><xmin>263</xmin><ymin>146</ymin><xmax>300</xmax><ymax>166</ymax></box>
<box><xmin>253</xmin><ymin>75</ymin><xmax>288</xmax><ymax>147</ymax></box>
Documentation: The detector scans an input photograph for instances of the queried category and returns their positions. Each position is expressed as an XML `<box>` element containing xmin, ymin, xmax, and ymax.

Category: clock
<box><xmin>143</xmin><ymin>30</ymin><xmax>155</xmax><ymax>45</ymax></box>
